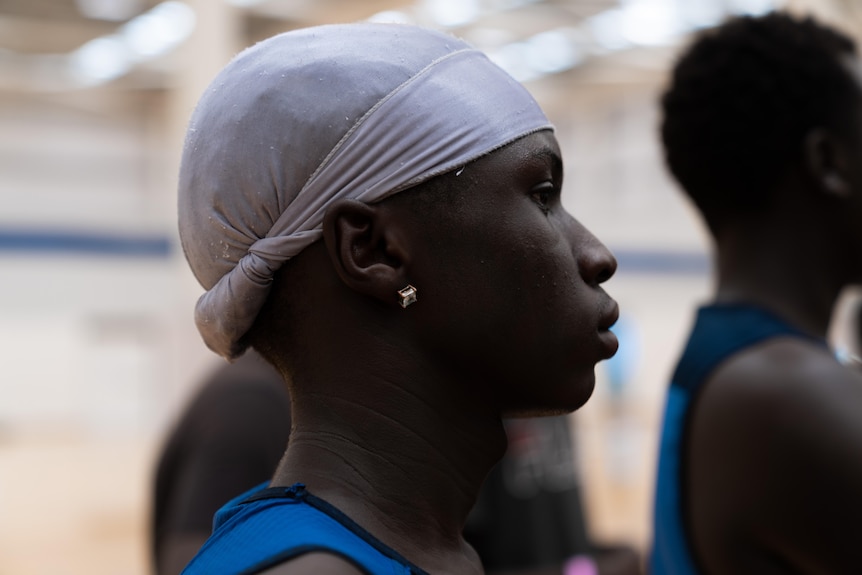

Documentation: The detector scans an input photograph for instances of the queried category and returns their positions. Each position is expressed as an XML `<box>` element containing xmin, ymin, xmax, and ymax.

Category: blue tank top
<box><xmin>181</xmin><ymin>483</ymin><xmax>430</xmax><ymax>575</ymax></box>
<box><xmin>649</xmin><ymin>304</ymin><xmax>822</xmax><ymax>575</ymax></box>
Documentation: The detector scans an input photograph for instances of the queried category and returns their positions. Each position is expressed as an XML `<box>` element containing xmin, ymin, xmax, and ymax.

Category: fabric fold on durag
<box><xmin>178</xmin><ymin>23</ymin><xmax>553</xmax><ymax>360</ymax></box>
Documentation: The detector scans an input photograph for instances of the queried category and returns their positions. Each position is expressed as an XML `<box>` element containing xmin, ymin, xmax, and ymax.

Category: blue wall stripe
<box><xmin>0</xmin><ymin>229</ymin><xmax>172</xmax><ymax>258</ymax></box>
<box><xmin>613</xmin><ymin>248</ymin><xmax>710</xmax><ymax>276</ymax></box>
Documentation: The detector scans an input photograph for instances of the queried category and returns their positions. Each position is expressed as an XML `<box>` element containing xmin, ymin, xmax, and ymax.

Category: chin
<box><xmin>501</xmin><ymin>372</ymin><xmax>596</xmax><ymax>417</ymax></box>
<box><xmin>563</xmin><ymin>370</ymin><xmax>597</xmax><ymax>411</ymax></box>
<box><xmin>568</xmin><ymin>385</ymin><xmax>596</xmax><ymax>411</ymax></box>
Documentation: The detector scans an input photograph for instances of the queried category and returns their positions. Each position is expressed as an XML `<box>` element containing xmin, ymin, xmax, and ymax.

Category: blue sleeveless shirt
<box><xmin>181</xmin><ymin>483</ymin><xmax>430</xmax><ymax>575</ymax></box>
<box><xmin>650</xmin><ymin>304</ymin><xmax>822</xmax><ymax>575</ymax></box>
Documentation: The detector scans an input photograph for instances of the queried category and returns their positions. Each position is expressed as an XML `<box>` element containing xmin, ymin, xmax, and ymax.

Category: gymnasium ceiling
<box><xmin>1</xmin><ymin>0</ymin><xmax>861</xmax><ymax>95</ymax></box>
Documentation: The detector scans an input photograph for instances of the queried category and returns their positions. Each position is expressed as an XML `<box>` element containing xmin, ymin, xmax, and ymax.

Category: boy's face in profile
<box><xmin>392</xmin><ymin>130</ymin><xmax>618</xmax><ymax>416</ymax></box>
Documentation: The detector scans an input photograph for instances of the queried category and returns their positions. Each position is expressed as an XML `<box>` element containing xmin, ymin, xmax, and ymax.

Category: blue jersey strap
<box><xmin>183</xmin><ymin>483</ymin><xmax>427</xmax><ymax>575</ymax></box>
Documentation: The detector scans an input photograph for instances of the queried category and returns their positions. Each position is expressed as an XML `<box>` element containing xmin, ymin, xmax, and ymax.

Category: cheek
<box><xmin>516</xmin><ymin>237</ymin><xmax>606</xmax><ymax>363</ymax></box>
<box><xmin>511</xmin><ymin>232</ymin><xmax>581</xmax><ymax>311</ymax></box>
<box><xmin>488</xmin><ymin>246</ymin><xmax>594</xmax><ymax>370</ymax></box>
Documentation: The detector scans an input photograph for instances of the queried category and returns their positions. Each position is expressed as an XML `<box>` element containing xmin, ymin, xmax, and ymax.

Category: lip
<box><xmin>597</xmin><ymin>301</ymin><xmax>620</xmax><ymax>359</ymax></box>
<box><xmin>599</xmin><ymin>300</ymin><xmax>619</xmax><ymax>331</ymax></box>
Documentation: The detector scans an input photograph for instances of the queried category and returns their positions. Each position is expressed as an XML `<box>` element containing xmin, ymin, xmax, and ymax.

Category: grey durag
<box><xmin>178</xmin><ymin>23</ymin><xmax>553</xmax><ymax>360</ymax></box>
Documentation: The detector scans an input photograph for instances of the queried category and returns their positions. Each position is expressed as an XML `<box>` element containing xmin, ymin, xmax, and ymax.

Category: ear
<box><xmin>322</xmin><ymin>198</ymin><xmax>411</xmax><ymax>306</ymax></box>
<box><xmin>804</xmin><ymin>128</ymin><xmax>852</xmax><ymax>198</ymax></box>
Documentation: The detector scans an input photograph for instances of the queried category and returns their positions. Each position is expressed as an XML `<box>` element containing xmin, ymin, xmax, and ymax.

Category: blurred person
<box><xmin>151</xmin><ymin>351</ymin><xmax>289</xmax><ymax>575</ymax></box>
<box><xmin>176</xmin><ymin>22</ymin><xmax>618</xmax><ymax>575</ymax></box>
<box><xmin>465</xmin><ymin>416</ymin><xmax>641</xmax><ymax>575</ymax></box>
<box><xmin>651</xmin><ymin>12</ymin><xmax>862</xmax><ymax>575</ymax></box>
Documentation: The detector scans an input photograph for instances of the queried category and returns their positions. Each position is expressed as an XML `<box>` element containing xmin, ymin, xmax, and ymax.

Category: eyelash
<box><xmin>530</xmin><ymin>184</ymin><xmax>556</xmax><ymax>214</ymax></box>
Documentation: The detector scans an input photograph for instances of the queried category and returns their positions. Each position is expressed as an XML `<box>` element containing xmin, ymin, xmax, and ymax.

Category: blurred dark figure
<box><xmin>151</xmin><ymin>368</ymin><xmax>639</xmax><ymax>575</ymax></box>
<box><xmin>465</xmin><ymin>417</ymin><xmax>641</xmax><ymax>575</ymax></box>
<box><xmin>651</xmin><ymin>11</ymin><xmax>862</xmax><ymax>575</ymax></box>
<box><xmin>151</xmin><ymin>352</ymin><xmax>290</xmax><ymax>575</ymax></box>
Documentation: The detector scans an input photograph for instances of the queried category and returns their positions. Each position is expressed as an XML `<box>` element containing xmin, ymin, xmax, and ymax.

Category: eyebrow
<box><xmin>525</xmin><ymin>146</ymin><xmax>563</xmax><ymax>173</ymax></box>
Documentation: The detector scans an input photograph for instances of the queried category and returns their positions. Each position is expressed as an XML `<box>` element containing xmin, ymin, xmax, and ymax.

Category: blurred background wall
<box><xmin>1</xmin><ymin>0</ymin><xmax>861</xmax><ymax>573</ymax></box>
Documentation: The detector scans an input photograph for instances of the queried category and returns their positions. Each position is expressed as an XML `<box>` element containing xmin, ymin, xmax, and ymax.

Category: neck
<box><xmin>271</xmin><ymin>348</ymin><xmax>505</xmax><ymax>574</ymax></box>
<box><xmin>714</xmin><ymin>220</ymin><xmax>844</xmax><ymax>339</ymax></box>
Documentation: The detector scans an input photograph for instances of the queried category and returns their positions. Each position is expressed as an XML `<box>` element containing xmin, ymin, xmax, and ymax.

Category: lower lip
<box><xmin>599</xmin><ymin>330</ymin><xmax>619</xmax><ymax>359</ymax></box>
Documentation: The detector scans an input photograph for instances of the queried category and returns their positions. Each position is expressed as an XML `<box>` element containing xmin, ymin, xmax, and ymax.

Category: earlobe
<box><xmin>804</xmin><ymin>129</ymin><xmax>852</xmax><ymax>198</ymax></box>
<box><xmin>322</xmin><ymin>198</ymin><xmax>411</xmax><ymax>305</ymax></box>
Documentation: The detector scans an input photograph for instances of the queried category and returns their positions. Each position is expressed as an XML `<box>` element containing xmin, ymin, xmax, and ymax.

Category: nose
<box><xmin>578</xmin><ymin>229</ymin><xmax>617</xmax><ymax>286</ymax></box>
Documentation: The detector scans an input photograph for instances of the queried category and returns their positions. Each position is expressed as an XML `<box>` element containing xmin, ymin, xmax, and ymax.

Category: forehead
<box><xmin>475</xmin><ymin>130</ymin><xmax>562</xmax><ymax>173</ymax></box>
<box><xmin>396</xmin><ymin>130</ymin><xmax>561</xmax><ymax>218</ymax></box>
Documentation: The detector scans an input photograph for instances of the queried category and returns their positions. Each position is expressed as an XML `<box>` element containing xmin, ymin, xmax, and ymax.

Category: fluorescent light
<box><xmin>366</xmin><ymin>11</ymin><xmax>414</xmax><ymax>24</ymax></box>
<box><xmin>75</xmin><ymin>0</ymin><xmax>143</xmax><ymax>21</ymax></box>
<box><xmin>70</xmin><ymin>36</ymin><xmax>132</xmax><ymax>83</ymax></box>
<box><xmin>123</xmin><ymin>1</ymin><xmax>196</xmax><ymax>59</ymax></box>
<box><xmin>524</xmin><ymin>30</ymin><xmax>580</xmax><ymax>74</ymax></box>
<box><xmin>588</xmin><ymin>9</ymin><xmax>632</xmax><ymax>52</ymax></box>
<box><xmin>68</xmin><ymin>1</ymin><xmax>196</xmax><ymax>85</ymax></box>
<box><xmin>423</xmin><ymin>0</ymin><xmax>480</xmax><ymax>28</ymax></box>
<box><xmin>620</xmin><ymin>0</ymin><xmax>685</xmax><ymax>47</ymax></box>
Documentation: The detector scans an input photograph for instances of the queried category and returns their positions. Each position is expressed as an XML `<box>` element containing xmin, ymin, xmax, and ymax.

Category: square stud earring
<box><xmin>398</xmin><ymin>285</ymin><xmax>418</xmax><ymax>308</ymax></box>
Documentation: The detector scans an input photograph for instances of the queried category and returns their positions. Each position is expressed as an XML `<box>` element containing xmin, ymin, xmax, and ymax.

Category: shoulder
<box><xmin>696</xmin><ymin>336</ymin><xmax>862</xmax><ymax>444</ymax></box>
<box><xmin>686</xmin><ymin>336</ymin><xmax>862</xmax><ymax>571</ymax></box>
<box><xmin>690</xmin><ymin>335</ymin><xmax>862</xmax><ymax>480</ymax></box>
<box><xmin>256</xmin><ymin>552</ymin><xmax>366</xmax><ymax>575</ymax></box>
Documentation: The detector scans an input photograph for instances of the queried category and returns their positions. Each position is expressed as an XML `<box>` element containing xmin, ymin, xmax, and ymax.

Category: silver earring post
<box><xmin>398</xmin><ymin>285</ymin><xmax>418</xmax><ymax>308</ymax></box>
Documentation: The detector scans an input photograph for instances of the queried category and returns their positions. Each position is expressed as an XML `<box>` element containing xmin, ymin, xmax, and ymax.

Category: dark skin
<box><xmin>257</xmin><ymin>131</ymin><xmax>619</xmax><ymax>574</ymax></box>
<box><xmin>684</xmin><ymin>56</ymin><xmax>862</xmax><ymax>574</ymax></box>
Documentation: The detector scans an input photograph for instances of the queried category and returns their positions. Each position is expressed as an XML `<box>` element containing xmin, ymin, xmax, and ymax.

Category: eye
<box><xmin>530</xmin><ymin>182</ymin><xmax>556</xmax><ymax>213</ymax></box>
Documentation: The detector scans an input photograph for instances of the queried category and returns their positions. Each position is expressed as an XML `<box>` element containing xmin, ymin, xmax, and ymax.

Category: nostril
<box><xmin>596</xmin><ymin>260</ymin><xmax>617</xmax><ymax>284</ymax></box>
<box><xmin>596</xmin><ymin>264</ymin><xmax>614</xmax><ymax>284</ymax></box>
<box><xmin>583</xmin><ymin>249</ymin><xmax>617</xmax><ymax>285</ymax></box>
